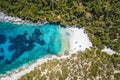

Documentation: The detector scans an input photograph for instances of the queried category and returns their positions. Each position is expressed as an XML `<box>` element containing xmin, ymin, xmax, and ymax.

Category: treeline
<box><xmin>0</xmin><ymin>0</ymin><xmax>120</xmax><ymax>53</ymax></box>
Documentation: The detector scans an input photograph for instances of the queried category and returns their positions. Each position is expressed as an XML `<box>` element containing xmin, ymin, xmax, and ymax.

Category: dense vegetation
<box><xmin>19</xmin><ymin>48</ymin><xmax>120</xmax><ymax>80</ymax></box>
<box><xmin>0</xmin><ymin>0</ymin><xmax>120</xmax><ymax>53</ymax></box>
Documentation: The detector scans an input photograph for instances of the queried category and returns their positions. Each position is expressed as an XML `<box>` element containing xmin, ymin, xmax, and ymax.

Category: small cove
<box><xmin>0</xmin><ymin>21</ymin><xmax>69</xmax><ymax>74</ymax></box>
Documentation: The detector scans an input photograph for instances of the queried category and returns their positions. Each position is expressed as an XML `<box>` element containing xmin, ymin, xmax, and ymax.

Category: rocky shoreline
<box><xmin>0</xmin><ymin>11</ymin><xmax>23</xmax><ymax>23</ymax></box>
<box><xmin>0</xmin><ymin>11</ymin><xmax>48</xmax><ymax>25</ymax></box>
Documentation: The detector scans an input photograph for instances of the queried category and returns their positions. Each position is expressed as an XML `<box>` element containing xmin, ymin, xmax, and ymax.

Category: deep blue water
<box><xmin>0</xmin><ymin>21</ymin><xmax>63</xmax><ymax>74</ymax></box>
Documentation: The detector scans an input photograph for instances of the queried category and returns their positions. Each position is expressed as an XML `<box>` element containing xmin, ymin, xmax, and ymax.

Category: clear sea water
<box><xmin>0</xmin><ymin>21</ymin><xmax>64</xmax><ymax>74</ymax></box>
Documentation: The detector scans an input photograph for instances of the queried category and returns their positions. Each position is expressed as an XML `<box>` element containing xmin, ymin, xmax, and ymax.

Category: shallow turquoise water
<box><xmin>0</xmin><ymin>21</ymin><xmax>63</xmax><ymax>74</ymax></box>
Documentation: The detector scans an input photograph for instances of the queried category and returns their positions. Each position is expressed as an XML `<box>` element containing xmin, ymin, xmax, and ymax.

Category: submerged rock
<box><xmin>0</xmin><ymin>22</ymin><xmax>63</xmax><ymax>74</ymax></box>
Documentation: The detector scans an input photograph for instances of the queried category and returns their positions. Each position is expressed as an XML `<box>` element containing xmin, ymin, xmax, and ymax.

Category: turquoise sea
<box><xmin>0</xmin><ymin>21</ymin><xmax>65</xmax><ymax>74</ymax></box>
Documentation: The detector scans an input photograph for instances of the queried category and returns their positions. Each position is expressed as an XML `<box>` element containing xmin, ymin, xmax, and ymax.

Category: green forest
<box><xmin>0</xmin><ymin>0</ymin><xmax>120</xmax><ymax>53</ymax></box>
